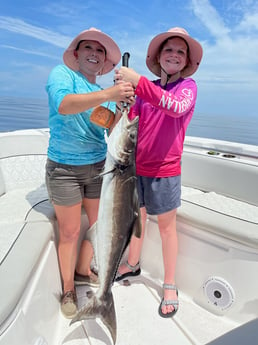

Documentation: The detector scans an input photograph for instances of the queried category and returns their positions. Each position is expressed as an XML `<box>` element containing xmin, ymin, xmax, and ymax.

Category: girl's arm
<box><xmin>135</xmin><ymin>76</ymin><xmax>197</xmax><ymax>118</ymax></box>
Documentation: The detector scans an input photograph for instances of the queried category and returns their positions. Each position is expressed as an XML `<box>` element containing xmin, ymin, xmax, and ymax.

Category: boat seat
<box><xmin>0</xmin><ymin>188</ymin><xmax>56</xmax><ymax>265</ymax></box>
<box><xmin>0</xmin><ymin>221</ymin><xmax>53</xmax><ymax>326</ymax></box>
<box><xmin>0</xmin><ymin>133</ymin><xmax>58</xmax><ymax>327</ymax></box>
<box><xmin>178</xmin><ymin>187</ymin><xmax>258</xmax><ymax>249</ymax></box>
<box><xmin>0</xmin><ymin>167</ymin><xmax>5</xmax><ymax>197</ymax></box>
<box><xmin>0</xmin><ymin>131</ymin><xmax>55</xmax><ymax>236</ymax></box>
<box><xmin>0</xmin><ymin>132</ymin><xmax>93</xmax><ymax>330</ymax></box>
<box><xmin>0</xmin><ymin>185</ymin><xmax>54</xmax><ymax>224</ymax></box>
<box><xmin>0</xmin><ymin>151</ymin><xmax>57</xmax><ymax>264</ymax></box>
<box><xmin>177</xmin><ymin>149</ymin><xmax>258</xmax><ymax>249</ymax></box>
<box><xmin>0</xmin><ymin>132</ymin><xmax>53</xmax><ymax>224</ymax></box>
<box><xmin>206</xmin><ymin>317</ymin><xmax>258</xmax><ymax>344</ymax></box>
<box><xmin>181</xmin><ymin>150</ymin><xmax>258</xmax><ymax>206</ymax></box>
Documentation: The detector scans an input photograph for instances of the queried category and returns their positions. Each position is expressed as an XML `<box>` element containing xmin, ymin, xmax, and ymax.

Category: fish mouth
<box><xmin>122</xmin><ymin>114</ymin><xmax>139</xmax><ymax>134</ymax></box>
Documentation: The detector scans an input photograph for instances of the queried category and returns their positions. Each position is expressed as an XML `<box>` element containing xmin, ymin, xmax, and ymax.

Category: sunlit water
<box><xmin>0</xmin><ymin>96</ymin><xmax>257</xmax><ymax>146</ymax></box>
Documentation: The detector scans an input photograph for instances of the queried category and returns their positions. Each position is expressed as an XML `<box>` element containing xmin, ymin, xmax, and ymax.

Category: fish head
<box><xmin>107</xmin><ymin>111</ymin><xmax>139</xmax><ymax>166</ymax></box>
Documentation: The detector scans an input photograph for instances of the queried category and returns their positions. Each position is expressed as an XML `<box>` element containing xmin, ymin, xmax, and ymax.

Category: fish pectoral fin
<box><xmin>84</xmin><ymin>221</ymin><xmax>98</xmax><ymax>268</ymax></box>
<box><xmin>84</xmin><ymin>222</ymin><xmax>97</xmax><ymax>243</ymax></box>
<box><xmin>132</xmin><ymin>209</ymin><xmax>142</xmax><ymax>239</ymax></box>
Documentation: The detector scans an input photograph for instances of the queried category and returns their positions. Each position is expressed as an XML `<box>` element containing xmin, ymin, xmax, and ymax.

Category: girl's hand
<box><xmin>115</xmin><ymin>67</ymin><xmax>141</xmax><ymax>88</ymax></box>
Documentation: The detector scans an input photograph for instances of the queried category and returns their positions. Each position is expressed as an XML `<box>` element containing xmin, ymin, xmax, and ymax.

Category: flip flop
<box><xmin>115</xmin><ymin>261</ymin><xmax>141</xmax><ymax>282</ymax></box>
<box><xmin>158</xmin><ymin>283</ymin><xmax>179</xmax><ymax>318</ymax></box>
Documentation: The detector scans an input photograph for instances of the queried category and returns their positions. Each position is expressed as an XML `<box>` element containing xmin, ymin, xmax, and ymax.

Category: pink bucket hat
<box><xmin>63</xmin><ymin>27</ymin><xmax>121</xmax><ymax>75</ymax></box>
<box><xmin>146</xmin><ymin>27</ymin><xmax>203</xmax><ymax>78</ymax></box>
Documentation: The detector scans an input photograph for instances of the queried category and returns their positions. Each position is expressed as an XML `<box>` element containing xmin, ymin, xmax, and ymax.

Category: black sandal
<box><xmin>115</xmin><ymin>261</ymin><xmax>141</xmax><ymax>282</ymax></box>
<box><xmin>158</xmin><ymin>284</ymin><xmax>179</xmax><ymax>318</ymax></box>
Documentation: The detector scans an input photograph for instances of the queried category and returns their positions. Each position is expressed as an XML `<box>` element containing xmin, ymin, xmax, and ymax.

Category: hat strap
<box><xmin>160</xmin><ymin>66</ymin><xmax>171</xmax><ymax>89</ymax></box>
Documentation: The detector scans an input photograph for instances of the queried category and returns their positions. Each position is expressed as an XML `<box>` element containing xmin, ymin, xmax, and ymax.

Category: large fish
<box><xmin>70</xmin><ymin>110</ymin><xmax>141</xmax><ymax>344</ymax></box>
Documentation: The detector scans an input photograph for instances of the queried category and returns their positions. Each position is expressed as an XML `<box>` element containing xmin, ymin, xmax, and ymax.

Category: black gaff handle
<box><xmin>122</xmin><ymin>52</ymin><xmax>130</xmax><ymax>67</ymax></box>
<box><xmin>121</xmin><ymin>52</ymin><xmax>131</xmax><ymax>110</ymax></box>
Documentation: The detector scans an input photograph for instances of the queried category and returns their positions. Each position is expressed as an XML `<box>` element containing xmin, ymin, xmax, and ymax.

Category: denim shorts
<box><xmin>45</xmin><ymin>158</ymin><xmax>105</xmax><ymax>206</ymax></box>
<box><xmin>137</xmin><ymin>175</ymin><xmax>181</xmax><ymax>215</ymax></box>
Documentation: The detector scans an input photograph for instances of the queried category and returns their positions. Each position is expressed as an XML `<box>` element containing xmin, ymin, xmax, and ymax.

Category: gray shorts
<box><xmin>137</xmin><ymin>175</ymin><xmax>181</xmax><ymax>215</ymax></box>
<box><xmin>45</xmin><ymin>158</ymin><xmax>105</xmax><ymax>206</ymax></box>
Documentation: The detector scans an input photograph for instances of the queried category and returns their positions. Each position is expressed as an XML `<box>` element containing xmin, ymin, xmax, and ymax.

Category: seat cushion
<box><xmin>0</xmin><ymin>185</ymin><xmax>55</xmax><ymax>224</ymax></box>
<box><xmin>178</xmin><ymin>189</ymin><xmax>258</xmax><ymax>249</ymax></box>
<box><xmin>0</xmin><ymin>222</ymin><xmax>53</xmax><ymax>325</ymax></box>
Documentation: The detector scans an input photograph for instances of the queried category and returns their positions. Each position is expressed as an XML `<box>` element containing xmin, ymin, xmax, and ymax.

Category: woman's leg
<box><xmin>54</xmin><ymin>202</ymin><xmax>82</xmax><ymax>293</ymax></box>
<box><xmin>158</xmin><ymin>208</ymin><xmax>178</xmax><ymax>315</ymax></box>
<box><xmin>75</xmin><ymin>197</ymin><xmax>100</xmax><ymax>275</ymax></box>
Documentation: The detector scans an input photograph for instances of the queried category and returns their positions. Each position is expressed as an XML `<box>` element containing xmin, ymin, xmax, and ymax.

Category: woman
<box><xmin>115</xmin><ymin>27</ymin><xmax>203</xmax><ymax>318</ymax></box>
<box><xmin>45</xmin><ymin>27</ymin><xmax>134</xmax><ymax>318</ymax></box>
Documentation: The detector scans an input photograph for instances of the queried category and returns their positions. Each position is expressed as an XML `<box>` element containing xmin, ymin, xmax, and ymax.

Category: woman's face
<box><xmin>158</xmin><ymin>37</ymin><xmax>188</xmax><ymax>76</ymax></box>
<box><xmin>74</xmin><ymin>40</ymin><xmax>106</xmax><ymax>78</ymax></box>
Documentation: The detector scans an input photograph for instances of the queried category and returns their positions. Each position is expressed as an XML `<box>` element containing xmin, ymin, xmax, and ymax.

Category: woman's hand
<box><xmin>106</xmin><ymin>82</ymin><xmax>135</xmax><ymax>103</ymax></box>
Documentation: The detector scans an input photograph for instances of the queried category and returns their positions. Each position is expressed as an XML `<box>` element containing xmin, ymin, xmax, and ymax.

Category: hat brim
<box><xmin>146</xmin><ymin>31</ymin><xmax>203</xmax><ymax>78</ymax></box>
<box><xmin>63</xmin><ymin>29</ymin><xmax>121</xmax><ymax>75</ymax></box>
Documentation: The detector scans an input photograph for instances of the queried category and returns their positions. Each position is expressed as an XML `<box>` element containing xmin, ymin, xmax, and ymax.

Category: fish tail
<box><xmin>70</xmin><ymin>293</ymin><xmax>117</xmax><ymax>344</ymax></box>
<box><xmin>100</xmin><ymin>293</ymin><xmax>117</xmax><ymax>344</ymax></box>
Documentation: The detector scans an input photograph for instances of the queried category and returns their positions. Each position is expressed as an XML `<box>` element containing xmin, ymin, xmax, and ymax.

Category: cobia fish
<box><xmin>70</xmin><ymin>110</ymin><xmax>141</xmax><ymax>344</ymax></box>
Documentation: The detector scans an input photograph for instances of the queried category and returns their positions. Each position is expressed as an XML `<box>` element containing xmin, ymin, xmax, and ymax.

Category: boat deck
<box><xmin>55</xmin><ymin>274</ymin><xmax>237</xmax><ymax>345</ymax></box>
<box><xmin>1</xmin><ymin>130</ymin><xmax>258</xmax><ymax>345</ymax></box>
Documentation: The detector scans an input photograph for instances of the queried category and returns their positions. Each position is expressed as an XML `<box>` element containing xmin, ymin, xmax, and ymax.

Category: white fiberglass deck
<box><xmin>54</xmin><ymin>275</ymin><xmax>237</xmax><ymax>345</ymax></box>
<box><xmin>1</xmin><ymin>130</ymin><xmax>258</xmax><ymax>345</ymax></box>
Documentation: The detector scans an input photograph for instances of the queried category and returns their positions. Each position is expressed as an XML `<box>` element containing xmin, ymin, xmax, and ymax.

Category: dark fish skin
<box><xmin>70</xmin><ymin>112</ymin><xmax>141</xmax><ymax>344</ymax></box>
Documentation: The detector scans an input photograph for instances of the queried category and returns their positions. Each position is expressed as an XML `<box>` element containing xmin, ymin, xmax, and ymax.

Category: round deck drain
<box><xmin>203</xmin><ymin>276</ymin><xmax>235</xmax><ymax>310</ymax></box>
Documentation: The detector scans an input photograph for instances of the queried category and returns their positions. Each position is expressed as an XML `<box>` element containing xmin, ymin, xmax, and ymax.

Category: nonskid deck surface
<box><xmin>55</xmin><ymin>274</ymin><xmax>237</xmax><ymax>345</ymax></box>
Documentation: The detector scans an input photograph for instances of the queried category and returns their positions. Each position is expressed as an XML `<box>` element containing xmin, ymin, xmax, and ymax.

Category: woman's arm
<box><xmin>58</xmin><ymin>83</ymin><xmax>135</xmax><ymax>115</ymax></box>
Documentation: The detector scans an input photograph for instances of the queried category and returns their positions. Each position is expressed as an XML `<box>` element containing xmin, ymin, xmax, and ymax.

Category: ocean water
<box><xmin>0</xmin><ymin>96</ymin><xmax>257</xmax><ymax>146</ymax></box>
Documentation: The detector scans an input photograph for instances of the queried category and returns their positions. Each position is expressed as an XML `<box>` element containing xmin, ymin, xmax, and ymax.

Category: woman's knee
<box><xmin>59</xmin><ymin>224</ymin><xmax>81</xmax><ymax>242</ymax></box>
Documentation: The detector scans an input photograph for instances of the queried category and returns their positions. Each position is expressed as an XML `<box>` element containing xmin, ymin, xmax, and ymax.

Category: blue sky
<box><xmin>0</xmin><ymin>0</ymin><xmax>258</xmax><ymax>118</ymax></box>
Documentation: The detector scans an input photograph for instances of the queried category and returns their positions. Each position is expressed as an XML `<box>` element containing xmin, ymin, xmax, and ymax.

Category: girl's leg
<box><xmin>158</xmin><ymin>208</ymin><xmax>178</xmax><ymax>315</ymax></box>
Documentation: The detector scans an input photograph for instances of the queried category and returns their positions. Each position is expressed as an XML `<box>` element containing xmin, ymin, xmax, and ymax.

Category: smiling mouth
<box><xmin>167</xmin><ymin>59</ymin><xmax>179</xmax><ymax>64</ymax></box>
<box><xmin>87</xmin><ymin>58</ymin><xmax>98</xmax><ymax>64</ymax></box>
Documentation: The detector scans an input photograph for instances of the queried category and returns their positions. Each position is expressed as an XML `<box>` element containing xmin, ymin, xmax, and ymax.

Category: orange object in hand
<box><xmin>90</xmin><ymin>106</ymin><xmax>115</xmax><ymax>129</ymax></box>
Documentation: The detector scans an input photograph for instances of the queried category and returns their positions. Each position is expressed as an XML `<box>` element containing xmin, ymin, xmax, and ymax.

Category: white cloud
<box><xmin>192</xmin><ymin>0</ymin><xmax>230</xmax><ymax>38</ymax></box>
<box><xmin>0</xmin><ymin>16</ymin><xmax>70</xmax><ymax>48</ymax></box>
<box><xmin>0</xmin><ymin>45</ymin><xmax>60</xmax><ymax>60</ymax></box>
<box><xmin>0</xmin><ymin>1</ymin><xmax>258</xmax><ymax>118</ymax></box>
<box><xmin>190</xmin><ymin>0</ymin><xmax>258</xmax><ymax>87</ymax></box>
<box><xmin>238</xmin><ymin>12</ymin><xmax>258</xmax><ymax>31</ymax></box>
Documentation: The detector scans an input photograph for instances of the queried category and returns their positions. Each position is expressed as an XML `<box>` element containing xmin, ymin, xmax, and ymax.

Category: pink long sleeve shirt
<box><xmin>129</xmin><ymin>76</ymin><xmax>197</xmax><ymax>177</ymax></box>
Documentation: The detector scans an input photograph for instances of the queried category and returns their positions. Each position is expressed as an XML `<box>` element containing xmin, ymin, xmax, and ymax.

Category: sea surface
<box><xmin>0</xmin><ymin>96</ymin><xmax>257</xmax><ymax>146</ymax></box>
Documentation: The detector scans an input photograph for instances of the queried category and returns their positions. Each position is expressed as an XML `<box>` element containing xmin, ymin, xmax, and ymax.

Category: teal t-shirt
<box><xmin>46</xmin><ymin>64</ymin><xmax>115</xmax><ymax>165</ymax></box>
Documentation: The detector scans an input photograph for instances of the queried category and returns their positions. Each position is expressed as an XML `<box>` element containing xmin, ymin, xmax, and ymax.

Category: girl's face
<box><xmin>74</xmin><ymin>40</ymin><xmax>106</xmax><ymax>80</ymax></box>
<box><xmin>158</xmin><ymin>37</ymin><xmax>188</xmax><ymax>77</ymax></box>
